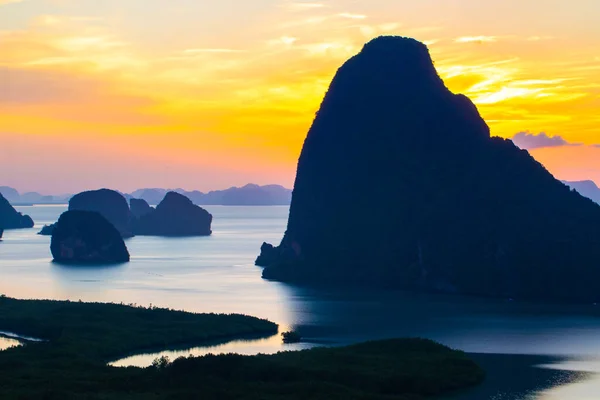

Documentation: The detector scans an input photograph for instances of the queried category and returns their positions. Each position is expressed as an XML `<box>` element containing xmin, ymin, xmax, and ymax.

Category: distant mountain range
<box><xmin>0</xmin><ymin>184</ymin><xmax>292</xmax><ymax>206</ymax></box>
<box><xmin>563</xmin><ymin>180</ymin><xmax>600</xmax><ymax>204</ymax></box>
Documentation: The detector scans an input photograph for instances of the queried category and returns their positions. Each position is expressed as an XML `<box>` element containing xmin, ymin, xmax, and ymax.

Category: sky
<box><xmin>1</xmin><ymin>0</ymin><xmax>600</xmax><ymax>194</ymax></box>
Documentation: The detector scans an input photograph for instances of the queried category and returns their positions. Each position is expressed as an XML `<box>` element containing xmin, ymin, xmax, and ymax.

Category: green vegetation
<box><xmin>0</xmin><ymin>296</ymin><xmax>484</xmax><ymax>399</ymax></box>
<box><xmin>0</xmin><ymin>295</ymin><xmax>278</xmax><ymax>360</ymax></box>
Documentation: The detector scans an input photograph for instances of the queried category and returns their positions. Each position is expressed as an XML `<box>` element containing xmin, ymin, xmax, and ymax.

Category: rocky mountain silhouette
<box><xmin>133</xmin><ymin>192</ymin><xmax>212</xmax><ymax>236</ymax></box>
<box><xmin>0</xmin><ymin>193</ymin><xmax>34</xmax><ymax>230</ymax></box>
<box><xmin>69</xmin><ymin>189</ymin><xmax>133</xmax><ymax>238</ymax></box>
<box><xmin>256</xmin><ymin>36</ymin><xmax>600</xmax><ymax>302</ymax></box>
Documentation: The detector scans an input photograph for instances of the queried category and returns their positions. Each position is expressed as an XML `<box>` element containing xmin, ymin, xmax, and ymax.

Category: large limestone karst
<box><xmin>69</xmin><ymin>189</ymin><xmax>133</xmax><ymax>237</ymax></box>
<box><xmin>256</xmin><ymin>36</ymin><xmax>600</xmax><ymax>302</ymax></box>
<box><xmin>51</xmin><ymin>210</ymin><xmax>130</xmax><ymax>264</ymax></box>
<box><xmin>133</xmin><ymin>192</ymin><xmax>212</xmax><ymax>236</ymax></box>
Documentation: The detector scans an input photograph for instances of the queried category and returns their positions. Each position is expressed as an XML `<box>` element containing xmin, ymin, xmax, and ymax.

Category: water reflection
<box><xmin>110</xmin><ymin>333</ymin><xmax>314</xmax><ymax>368</ymax></box>
<box><xmin>533</xmin><ymin>358</ymin><xmax>600</xmax><ymax>400</ymax></box>
<box><xmin>0</xmin><ymin>336</ymin><xmax>21</xmax><ymax>351</ymax></box>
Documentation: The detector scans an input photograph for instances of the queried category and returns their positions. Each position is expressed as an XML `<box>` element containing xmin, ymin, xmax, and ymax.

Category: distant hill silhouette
<box><xmin>0</xmin><ymin>187</ymin><xmax>20</xmax><ymax>203</ymax></box>
<box><xmin>563</xmin><ymin>180</ymin><xmax>600</xmax><ymax>204</ymax></box>
<box><xmin>200</xmin><ymin>184</ymin><xmax>292</xmax><ymax>206</ymax></box>
<box><xmin>0</xmin><ymin>193</ymin><xmax>34</xmax><ymax>230</ymax></box>
<box><xmin>51</xmin><ymin>210</ymin><xmax>130</xmax><ymax>264</ymax></box>
<box><xmin>133</xmin><ymin>192</ymin><xmax>212</xmax><ymax>236</ymax></box>
<box><xmin>69</xmin><ymin>189</ymin><xmax>133</xmax><ymax>238</ymax></box>
<box><xmin>0</xmin><ymin>184</ymin><xmax>291</xmax><ymax>206</ymax></box>
<box><xmin>256</xmin><ymin>36</ymin><xmax>600</xmax><ymax>302</ymax></box>
<box><xmin>129</xmin><ymin>189</ymin><xmax>167</xmax><ymax>205</ymax></box>
<box><xmin>131</xmin><ymin>184</ymin><xmax>291</xmax><ymax>206</ymax></box>
<box><xmin>0</xmin><ymin>187</ymin><xmax>70</xmax><ymax>205</ymax></box>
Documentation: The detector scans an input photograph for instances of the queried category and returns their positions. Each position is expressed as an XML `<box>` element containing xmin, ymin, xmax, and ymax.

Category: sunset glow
<box><xmin>2</xmin><ymin>0</ymin><xmax>600</xmax><ymax>193</ymax></box>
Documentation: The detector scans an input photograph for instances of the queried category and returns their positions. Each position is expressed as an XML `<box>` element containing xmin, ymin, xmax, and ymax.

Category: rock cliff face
<box><xmin>69</xmin><ymin>189</ymin><xmax>133</xmax><ymax>237</ymax></box>
<box><xmin>0</xmin><ymin>193</ymin><xmax>34</xmax><ymax>229</ymax></box>
<box><xmin>257</xmin><ymin>36</ymin><xmax>600</xmax><ymax>302</ymax></box>
<box><xmin>50</xmin><ymin>211</ymin><xmax>130</xmax><ymax>264</ymax></box>
<box><xmin>133</xmin><ymin>192</ymin><xmax>212</xmax><ymax>236</ymax></box>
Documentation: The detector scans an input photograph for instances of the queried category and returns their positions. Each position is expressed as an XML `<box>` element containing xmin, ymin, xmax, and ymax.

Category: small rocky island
<box><xmin>0</xmin><ymin>193</ymin><xmax>34</xmax><ymax>230</ymax></box>
<box><xmin>69</xmin><ymin>189</ymin><xmax>133</xmax><ymax>238</ymax></box>
<box><xmin>256</xmin><ymin>36</ymin><xmax>600</xmax><ymax>302</ymax></box>
<box><xmin>50</xmin><ymin>210</ymin><xmax>130</xmax><ymax>264</ymax></box>
<box><xmin>38</xmin><ymin>224</ymin><xmax>55</xmax><ymax>236</ymax></box>
<box><xmin>133</xmin><ymin>191</ymin><xmax>212</xmax><ymax>236</ymax></box>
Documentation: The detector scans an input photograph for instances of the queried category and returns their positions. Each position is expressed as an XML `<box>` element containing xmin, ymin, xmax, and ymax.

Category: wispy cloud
<box><xmin>58</xmin><ymin>36</ymin><xmax>127</xmax><ymax>51</ymax></box>
<box><xmin>284</xmin><ymin>2</ymin><xmax>326</xmax><ymax>11</ymax></box>
<box><xmin>511</xmin><ymin>132</ymin><xmax>581</xmax><ymax>150</ymax></box>
<box><xmin>455</xmin><ymin>36</ymin><xmax>498</xmax><ymax>44</ymax></box>
<box><xmin>32</xmin><ymin>15</ymin><xmax>103</xmax><ymax>26</ymax></box>
<box><xmin>527</xmin><ymin>36</ymin><xmax>554</xmax><ymax>41</ymax></box>
<box><xmin>267</xmin><ymin>36</ymin><xmax>298</xmax><ymax>47</ymax></box>
<box><xmin>337</xmin><ymin>13</ymin><xmax>366</xmax><ymax>20</ymax></box>
<box><xmin>183</xmin><ymin>48</ymin><xmax>244</xmax><ymax>54</ymax></box>
<box><xmin>0</xmin><ymin>0</ymin><xmax>24</xmax><ymax>5</ymax></box>
<box><xmin>475</xmin><ymin>87</ymin><xmax>543</xmax><ymax>104</ymax></box>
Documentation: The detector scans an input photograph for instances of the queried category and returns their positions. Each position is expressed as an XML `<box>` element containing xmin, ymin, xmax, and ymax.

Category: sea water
<box><xmin>2</xmin><ymin>205</ymin><xmax>600</xmax><ymax>399</ymax></box>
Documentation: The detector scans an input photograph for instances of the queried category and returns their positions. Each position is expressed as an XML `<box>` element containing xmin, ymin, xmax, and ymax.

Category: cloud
<box><xmin>455</xmin><ymin>36</ymin><xmax>498</xmax><ymax>44</ymax></box>
<box><xmin>267</xmin><ymin>36</ymin><xmax>298</xmax><ymax>47</ymax></box>
<box><xmin>0</xmin><ymin>67</ymin><xmax>95</xmax><ymax>104</ymax></box>
<box><xmin>0</xmin><ymin>0</ymin><xmax>24</xmax><ymax>4</ymax></box>
<box><xmin>0</xmin><ymin>67</ymin><xmax>163</xmax><ymax>125</ymax></box>
<box><xmin>511</xmin><ymin>132</ymin><xmax>581</xmax><ymax>150</ymax></box>
<box><xmin>183</xmin><ymin>48</ymin><xmax>244</xmax><ymax>54</ymax></box>
<box><xmin>284</xmin><ymin>2</ymin><xmax>326</xmax><ymax>11</ymax></box>
<box><xmin>337</xmin><ymin>13</ymin><xmax>367</xmax><ymax>20</ymax></box>
<box><xmin>527</xmin><ymin>36</ymin><xmax>554</xmax><ymax>41</ymax></box>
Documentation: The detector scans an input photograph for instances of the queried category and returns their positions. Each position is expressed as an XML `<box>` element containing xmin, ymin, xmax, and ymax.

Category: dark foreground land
<box><xmin>0</xmin><ymin>296</ymin><xmax>483</xmax><ymax>399</ymax></box>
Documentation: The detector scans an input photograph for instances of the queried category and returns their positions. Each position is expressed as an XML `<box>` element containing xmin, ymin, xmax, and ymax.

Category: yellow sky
<box><xmin>1</xmin><ymin>0</ymin><xmax>600</xmax><ymax>193</ymax></box>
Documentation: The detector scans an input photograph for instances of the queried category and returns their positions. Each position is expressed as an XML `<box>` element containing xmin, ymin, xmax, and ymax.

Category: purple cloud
<box><xmin>511</xmin><ymin>132</ymin><xmax>580</xmax><ymax>150</ymax></box>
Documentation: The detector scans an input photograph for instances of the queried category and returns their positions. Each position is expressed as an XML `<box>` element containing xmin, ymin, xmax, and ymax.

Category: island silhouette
<box><xmin>51</xmin><ymin>210</ymin><xmax>130</xmax><ymax>264</ymax></box>
<box><xmin>0</xmin><ymin>193</ymin><xmax>34</xmax><ymax>230</ymax></box>
<box><xmin>256</xmin><ymin>36</ymin><xmax>600</xmax><ymax>302</ymax></box>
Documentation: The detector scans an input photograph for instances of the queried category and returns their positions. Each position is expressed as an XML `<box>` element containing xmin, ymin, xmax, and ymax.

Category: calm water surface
<box><xmin>2</xmin><ymin>205</ymin><xmax>600</xmax><ymax>399</ymax></box>
<box><xmin>0</xmin><ymin>336</ymin><xmax>21</xmax><ymax>351</ymax></box>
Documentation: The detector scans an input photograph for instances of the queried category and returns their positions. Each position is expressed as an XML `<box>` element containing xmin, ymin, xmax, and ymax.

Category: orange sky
<box><xmin>1</xmin><ymin>0</ymin><xmax>600</xmax><ymax>193</ymax></box>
